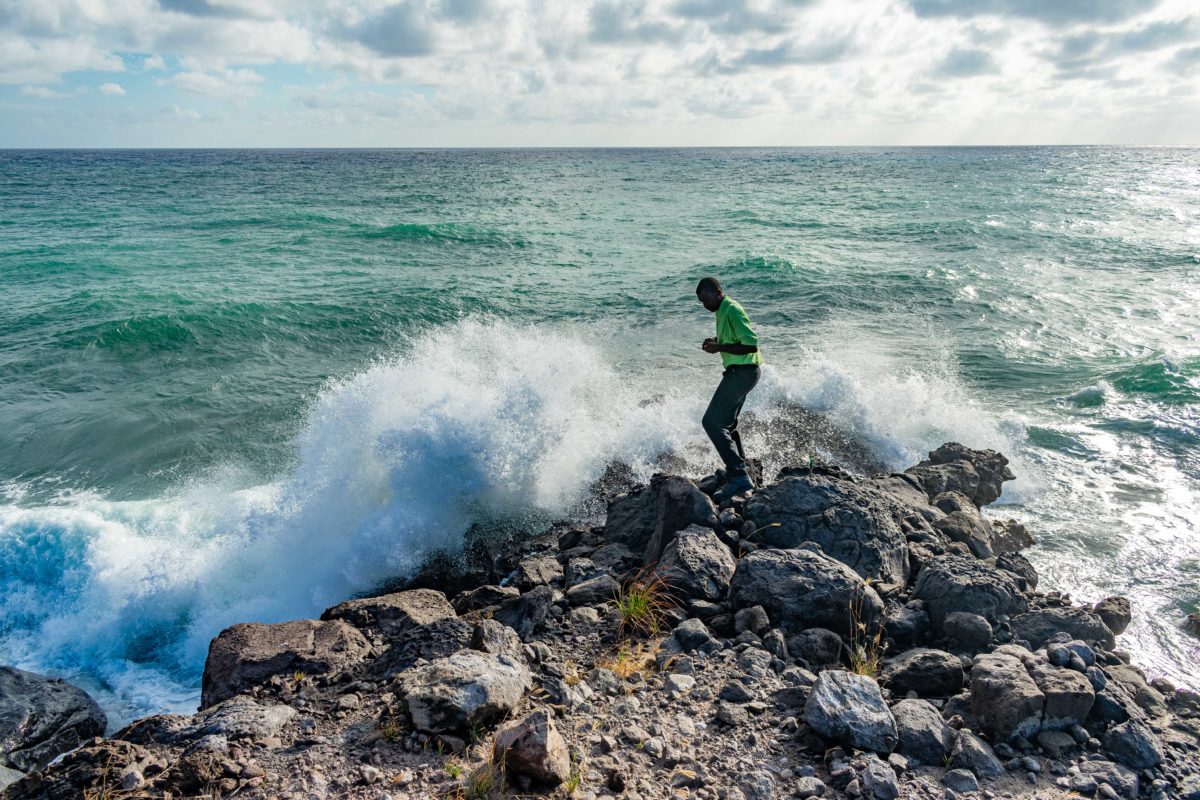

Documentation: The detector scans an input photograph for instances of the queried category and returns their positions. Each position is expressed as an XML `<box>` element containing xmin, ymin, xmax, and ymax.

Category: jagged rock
<box><xmin>891</xmin><ymin>699</ymin><xmax>954</xmax><ymax>765</ymax></box>
<box><xmin>494</xmin><ymin>585</ymin><xmax>553</xmax><ymax>640</ymax></box>
<box><xmin>884</xmin><ymin>602</ymin><xmax>930</xmax><ymax>649</ymax></box>
<box><xmin>1103</xmin><ymin>664</ymin><xmax>1168</xmax><ymax>717</ymax></box>
<box><xmin>1010</xmin><ymin>607</ymin><xmax>1116</xmax><ymax>650</ymax></box>
<box><xmin>970</xmin><ymin>652</ymin><xmax>1045</xmax><ymax>743</ymax></box>
<box><xmin>564</xmin><ymin>574</ymin><xmax>620</xmax><ymax>607</ymax></box>
<box><xmin>949</xmin><ymin>729</ymin><xmax>1004</xmax><ymax>779</ymax></box>
<box><xmin>1078</xmin><ymin>760</ymin><xmax>1139</xmax><ymax>800</ymax></box>
<box><xmin>201</xmin><ymin>618</ymin><xmax>370</xmax><ymax>709</ymax></box>
<box><xmin>2</xmin><ymin>739</ymin><xmax>154</xmax><ymax>800</ymax></box>
<box><xmin>996</xmin><ymin>552</ymin><xmax>1038</xmax><ymax>591</ymax></box>
<box><xmin>564</xmin><ymin>557</ymin><xmax>605</xmax><ymax>587</ymax></box>
<box><xmin>0</xmin><ymin>666</ymin><xmax>106</xmax><ymax>773</ymax></box>
<box><xmin>905</xmin><ymin>442</ymin><xmax>1014</xmax><ymax>508</ymax></box>
<box><xmin>804</xmin><ymin>671</ymin><xmax>897</xmax><ymax>753</ymax></box>
<box><xmin>515</xmin><ymin>556</ymin><xmax>563</xmax><ymax>589</ymax></box>
<box><xmin>369</xmin><ymin>617</ymin><xmax>475</xmax><ymax>677</ymax></box>
<box><xmin>321</xmin><ymin>588</ymin><xmax>455</xmax><ymax>636</ymax></box>
<box><xmin>471</xmin><ymin>619</ymin><xmax>525</xmax><ymax>660</ymax></box>
<box><xmin>859</xmin><ymin>754</ymin><xmax>899</xmax><ymax>800</ymax></box>
<box><xmin>1026</xmin><ymin>661</ymin><xmax>1095</xmax><ymax>731</ymax></box>
<box><xmin>1103</xmin><ymin>719</ymin><xmax>1163</xmax><ymax>769</ymax></box>
<box><xmin>880</xmin><ymin>648</ymin><xmax>964</xmax><ymax>697</ymax></box>
<box><xmin>787</xmin><ymin>628</ymin><xmax>845</xmax><ymax>668</ymax></box>
<box><xmin>933</xmin><ymin>511</ymin><xmax>995</xmax><ymax>559</ymax></box>
<box><xmin>943</xmin><ymin>611</ymin><xmax>993</xmax><ymax>651</ymax></box>
<box><xmin>604</xmin><ymin>474</ymin><xmax>719</xmax><ymax>563</ymax></box>
<box><xmin>493</xmin><ymin>708</ymin><xmax>570</xmax><ymax>786</ymax></box>
<box><xmin>742</xmin><ymin>471</ymin><xmax>913</xmax><ymax>584</ymax></box>
<box><xmin>914</xmin><ymin>554</ymin><xmax>1026</xmax><ymax>626</ymax></box>
<box><xmin>731</xmin><ymin>546</ymin><xmax>883</xmax><ymax>637</ymax></box>
<box><xmin>1088</xmin><ymin>679</ymin><xmax>1143</xmax><ymax>729</ymax></box>
<box><xmin>182</xmin><ymin>695</ymin><xmax>297</xmax><ymax>741</ymax></box>
<box><xmin>659</xmin><ymin>524</ymin><xmax>737</xmax><ymax>602</ymax></box>
<box><xmin>452</xmin><ymin>584</ymin><xmax>519</xmax><ymax>614</ymax></box>
<box><xmin>671</xmin><ymin>618</ymin><xmax>719</xmax><ymax>654</ymax></box>
<box><xmin>400</xmin><ymin>651</ymin><xmax>530</xmax><ymax>734</ymax></box>
<box><xmin>990</xmin><ymin>519</ymin><xmax>1035</xmax><ymax>554</ymax></box>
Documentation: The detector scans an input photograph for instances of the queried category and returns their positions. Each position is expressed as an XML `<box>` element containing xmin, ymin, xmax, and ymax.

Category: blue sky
<box><xmin>1</xmin><ymin>0</ymin><xmax>1198</xmax><ymax>146</ymax></box>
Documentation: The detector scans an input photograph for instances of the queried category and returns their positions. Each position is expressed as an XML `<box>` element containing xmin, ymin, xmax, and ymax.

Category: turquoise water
<box><xmin>1</xmin><ymin>148</ymin><xmax>1198</xmax><ymax>728</ymax></box>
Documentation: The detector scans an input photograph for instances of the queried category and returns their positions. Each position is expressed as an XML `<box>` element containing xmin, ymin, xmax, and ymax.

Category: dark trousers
<box><xmin>702</xmin><ymin>364</ymin><xmax>760</xmax><ymax>478</ymax></box>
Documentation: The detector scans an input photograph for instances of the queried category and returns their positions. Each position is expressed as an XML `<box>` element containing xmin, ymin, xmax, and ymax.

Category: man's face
<box><xmin>697</xmin><ymin>288</ymin><xmax>722</xmax><ymax>312</ymax></box>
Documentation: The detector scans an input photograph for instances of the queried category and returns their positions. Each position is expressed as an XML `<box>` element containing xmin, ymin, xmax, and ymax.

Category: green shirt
<box><xmin>715</xmin><ymin>295</ymin><xmax>764</xmax><ymax>369</ymax></box>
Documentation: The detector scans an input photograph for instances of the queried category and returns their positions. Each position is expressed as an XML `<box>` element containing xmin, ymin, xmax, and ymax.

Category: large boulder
<box><xmin>1010</xmin><ymin>607</ymin><xmax>1116</xmax><ymax>650</ymax></box>
<box><xmin>368</xmin><ymin>617</ymin><xmax>476</xmax><ymax>677</ymax></box>
<box><xmin>970</xmin><ymin>652</ymin><xmax>1045</xmax><ymax>743</ymax></box>
<box><xmin>181</xmin><ymin>695</ymin><xmax>297</xmax><ymax>742</ymax></box>
<box><xmin>742</xmin><ymin>472</ymin><xmax>914</xmax><ymax>584</ymax></box>
<box><xmin>604</xmin><ymin>474</ymin><xmax>718</xmax><ymax>563</ymax></box>
<box><xmin>730</xmin><ymin>545</ymin><xmax>883</xmax><ymax>637</ymax></box>
<box><xmin>493</xmin><ymin>585</ymin><xmax>554</xmax><ymax>640</ymax></box>
<box><xmin>880</xmin><ymin>648</ymin><xmax>964</xmax><ymax>697</ymax></box>
<box><xmin>201</xmin><ymin>618</ymin><xmax>370</xmax><ymax>708</ymax></box>
<box><xmin>492</xmin><ymin>708</ymin><xmax>571</xmax><ymax>786</ymax></box>
<box><xmin>905</xmin><ymin>442</ymin><xmax>1014</xmax><ymax>508</ymax></box>
<box><xmin>0</xmin><ymin>666</ymin><xmax>107</xmax><ymax>773</ymax></box>
<box><xmin>1093</xmin><ymin>596</ymin><xmax>1132</xmax><ymax>636</ymax></box>
<box><xmin>804</xmin><ymin>671</ymin><xmax>897</xmax><ymax>753</ymax></box>
<box><xmin>1078</xmin><ymin>760</ymin><xmax>1139</xmax><ymax>800</ymax></box>
<box><xmin>400</xmin><ymin>651</ymin><xmax>530</xmax><ymax>734</ymax></box>
<box><xmin>321</xmin><ymin>588</ymin><xmax>455</xmax><ymax>636</ymax></box>
<box><xmin>1026</xmin><ymin>661</ymin><xmax>1095</xmax><ymax>731</ymax></box>
<box><xmin>891</xmin><ymin>698</ymin><xmax>955</xmax><ymax>766</ymax></box>
<box><xmin>659</xmin><ymin>525</ymin><xmax>736</xmax><ymax>602</ymax></box>
<box><xmin>1103</xmin><ymin>664</ymin><xmax>1167</xmax><ymax>717</ymax></box>
<box><xmin>914</xmin><ymin>554</ymin><xmax>1027</xmax><ymax>626</ymax></box>
<box><xmin>1103</xmin><ymin>719</ymin><xmax>1163</xmax><ymax>769</ymax></box>
<box><xmin>932</xmin><ymin>511</ymin><xmax>995</xmax><ymax>560</ymax></box>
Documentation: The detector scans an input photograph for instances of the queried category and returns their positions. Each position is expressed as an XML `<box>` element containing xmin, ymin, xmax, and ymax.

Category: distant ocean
<box><xmin>1</xmin><ymin>147</ymin><xmax>1197</xmax><ymax>730</ymax></box>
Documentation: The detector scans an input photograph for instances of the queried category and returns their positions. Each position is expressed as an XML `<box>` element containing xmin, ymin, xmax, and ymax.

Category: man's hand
<box><xmin>702</xmin><ymin>339</ymin><xmax>721</xmax><ymax>353</ymax></box>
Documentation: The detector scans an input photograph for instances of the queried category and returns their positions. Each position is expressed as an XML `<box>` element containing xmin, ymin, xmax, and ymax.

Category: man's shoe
<box><xmin>697</xmin><ymin>470</ymin><xmax>726</xmax><ymax>495</ymax></box>
<box><xmin>713</xmin><ymin>472</ymin><xmax>754</xmax><ymax>503</ymax></box>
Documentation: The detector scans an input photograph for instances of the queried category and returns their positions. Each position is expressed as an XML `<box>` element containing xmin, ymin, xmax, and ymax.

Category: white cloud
<box><xmin>98</xmin><ymin>81</ymin><xmax>126</xmax><ymax>95</ymax></box>
<box><xmin>20</xmin><ymin>84</ymin><xmax>69</xmax><ymax>98</ymax></box>
<box><xmin>143</xmin><ymin>54</ymin><xmax>167</xmax><ymax>71</ymax></box>
<box><xmin>165</xmin><ymin>67</ymin><xmax>264</xmax><ymax>98</ymax></box>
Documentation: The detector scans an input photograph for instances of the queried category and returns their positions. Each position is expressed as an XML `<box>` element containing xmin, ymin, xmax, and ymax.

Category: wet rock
<box><xmin>905</xmin><ymin>442</ymin><xmax>1014</xmax><ymax>508</ymax></box>
<box><xmin>493</xmin><ymin>708</ymin><xmax>570</xmax><ymax>786</ymax></box>
<box><xmin>604</xmin><ymin>474</ymin><xmax>719</xmax><ymax>563</ymax></box>
<box><xmin>943</xmin><ymin>611</ymin><xmax>993</xmax><ymax>651</ymax></box>
<box><xmin>1010</xmin><ymin>607</ymin><xmax>1116</xmax><ymax>650</ymax></box>
<box><xmin>201</xmin><ymin>618</ymin><xmax>370</xmax><ymax>709</ymax></box>
<box><xmin>0</xmin><ymin>666</ymin><xmax>106</xmax><ymax>773</ymax></box>
<box><xmin>996</xmin><ymin>551</ymin><xmax>1039</xmax><ymax>591</ymax></box>
<box><xmin>742</xmin><ymin>471</ymin><xmax>913</xmax><ymax>584</ymax></box>
<box><xmin>321</xmin><ymin>588</ymin><xmax>456</xmax><ymax>636</ymax></box>
<box><xmin>804</xmin><ymin>671</ymin><xmax>898</xmax><ymax>753</ymax></box>
<box><xmin>914</xmin><ymin>555</ymin><xmax>1026</xmax><ymax>626</ymax></box>
<box><xmin>880</xmin><ymin>648</ymin><xmax>964</xmax><ymax>697</ymax></box>
<box><xmin>400</xmin><ymin>651</ymin><xmax>530</xmax><ymax>733</ymax></box>
<box><xmin>659</xmin><ymin>524</ymin><xmax>737</xmax><ymax>602</ymax></box>
<box><xmin>1103</xmin><ymin>719</ymin><xmax>1163</xmax><ymax>769</ymax></box>
<box><xmin>891</xmin><ymin>699</ymin><xmax>954</xmax><ymax>766</ymax></box>
<box><xmin>949</xmin><ymin>730</ymin><xmax>1004</xmax><ymax>780</ymax></box>
<box><xmin>970</xmin><ymin>652</ymin><xmax>1045</xmax><ymax>743</ymax></box>
<box><xmin>731</xmin><ymin>546</ymin><xmax>883</xmax><ymax>637</ymax></box>
<box><xmin>1093</xmin><ymin>596</ymin><xmax>1132</xmax><ymax>636</ymax></box>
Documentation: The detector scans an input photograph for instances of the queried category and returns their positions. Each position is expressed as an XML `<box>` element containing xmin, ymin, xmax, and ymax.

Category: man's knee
<box><xmin>702</xmin><ymin>411</ymin><xmax>724</xmax><ymax>435</ymax></box>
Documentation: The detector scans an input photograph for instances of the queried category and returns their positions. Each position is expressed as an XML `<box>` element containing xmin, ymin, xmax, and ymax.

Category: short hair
<box><xmin>696</xmin><ymin>276</ymin><xmax>722</xmax><ymax>294</ymax></box>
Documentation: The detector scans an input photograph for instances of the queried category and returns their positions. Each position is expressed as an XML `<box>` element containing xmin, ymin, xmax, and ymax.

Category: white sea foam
<box><xmin>0</xmin><ymin>318</ymin><xmax>1030</xmax><ymax>727</ymax></box>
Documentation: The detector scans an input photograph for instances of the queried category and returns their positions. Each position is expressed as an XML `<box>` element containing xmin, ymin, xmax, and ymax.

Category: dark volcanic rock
<box><xmin>604</xmin><ymin>474</ymin><xmax>718</xmax><ymax>563</ymax></box>
<box><xmin>995</xmin><ymin>552</ymin><xmax>1038</xmax><ymax>592</ymax></box>
<box><xmin>804</xmin><ymin>671</ymin><xmax>897</xmax><ymax>753</ymax></box>
<box><xmin>787</xmin><ymin>628</ymin><xmax>845</xmax><ymax>669</ymax></box>
<box><xmin>949</xmin><ymin>730</ymin><xmax>1005</xmax><ymax>780</ymax></box>
<box><xmin>905</xmin><ymin>442</ymin><xmax>1014</xmax><ymax>508</ymax></box>
<box><xmin>401</xmin><ymin>651</ymin><xmax>531</xmax><ymax>734</ymax></box>
<box><xmin>321</xmin><ymin>588</ymin><xmax>455</xmax><ymax>636</ymax></box>
<box><xmin>0</xmin><ymin>666</ymin><xmax>106</xmax><ymax>773</ymax></box>
<box><xmin>201</xmin><ymin>618</ymin><xmax>370</xmax><ymax>709</ymax></box>
<box><xmin>943</xmin><ymin>611</ymin><xmax>993</xmax><ymax>651</ymax></box>
<box><xmin>369</xmin><ymin>617</ymin><xmax>476</xmax><ymax>677</ymax></box>
<box><xmin>493</xmin><ymin>708</ymin><xmax>570</xmax><ymax>786</ymax></box>
<box><xmin>914</xmin><ymin>554</ymin><xmax>1027</xmax><ymax>626</ymax></box>
<box><xmin>730</xmin><ymin>545</ymin><xmax>883</xmax><ymax>637</ymax></box>
<box><xmin>659</xmin><ymin>524</ymin><xmax>736</xmax><ymax>602</ymax></box>
<box><xmin>884</xmin><ymin>601</ymin><xmax>930</xmax><ymax>649</ymax></box>
<box><xmin>1026</xmin><ymin>661</ymin><xmax>1095</xmax><ymax>731</ymax></box>
<box><xmin>891</xmin><ymin>698</ymin><xmax>954</xmax><ymax>766</ymax></box>
<box><xmin>1103</xmin><ymin>719</ymin><xmax>1163</xmax><ymax>769</ymax></box>
<box><xmin>1093</xmin><ymin>596</ymin><xmax>1132</xmax><ymax>636</ymax></box>
<box><xmin>970</xmin><ymin>652</ymin><xmax>1045</xmax><ymax>743</ymax></box>
<box><xmin>494</xmin><ymin>585</ymin><xmax>554</xmax><ymax>640</ymax></box>
<box><xmin>880</xmin><ymin>648</ymin><xmax>964</xmax><ymax>697</ymax></box>
<box><xmin>932</xmin><ymin>511</ymin><xmax>995</xmax><ymax>560</ymax></box>
<box><xmin>742</xmin><ymin>471</ymin><xmax>914</xmax><ymax>584</ymax></box>
<box><xmin>1010</xmin><ymin>607</ymin><xmax>1116</xmax><ymax>650</ymax></box>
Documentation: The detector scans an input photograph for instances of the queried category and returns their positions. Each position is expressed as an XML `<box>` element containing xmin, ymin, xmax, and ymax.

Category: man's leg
<box><xmin>702</xmin><ymin>367</ymin><xmax>759</xmax><ymax>477</ymax></box>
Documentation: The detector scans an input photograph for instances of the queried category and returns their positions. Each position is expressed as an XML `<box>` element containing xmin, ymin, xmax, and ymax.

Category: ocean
<box><xmin>1</xmin><ymin>147</ymin><xmax>1197</xmax><ymax>731</ymax></box>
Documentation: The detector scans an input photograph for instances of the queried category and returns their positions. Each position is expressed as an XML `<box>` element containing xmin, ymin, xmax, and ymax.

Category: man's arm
<box><xmin>702</xmin><ymin>340</ymin><xmax>757</xmax><ymax>354</ymax></box>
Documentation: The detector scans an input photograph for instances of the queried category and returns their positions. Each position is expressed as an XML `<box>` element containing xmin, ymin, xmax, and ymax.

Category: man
<box><xmin>696</xmin><ymin>276</ymin><xmax>762</xmax><ymax>502</ymax></box>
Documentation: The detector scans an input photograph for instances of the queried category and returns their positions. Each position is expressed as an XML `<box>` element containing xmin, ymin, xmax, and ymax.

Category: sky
<box><xmin>1</xmin><ymin>0</ymin><xmax>1198</xmax><ymax>146</ymax></box>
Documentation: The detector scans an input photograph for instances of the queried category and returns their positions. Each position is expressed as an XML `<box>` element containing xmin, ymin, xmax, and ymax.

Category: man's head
<box><xmin>696</xmin><ymin>276</ymin><xmax>724</xmax><ymax>312</ymax></box>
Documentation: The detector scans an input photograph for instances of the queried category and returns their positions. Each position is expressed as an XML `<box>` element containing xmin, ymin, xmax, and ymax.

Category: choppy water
<box><xmin>1</xmin><ymin>148</ymin><xmax>1198</xmax><ymax>729</ymax></box>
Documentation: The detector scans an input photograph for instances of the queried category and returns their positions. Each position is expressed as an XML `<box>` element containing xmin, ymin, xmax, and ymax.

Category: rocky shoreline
<box><xmin>2</xmin><ymin>442</ymin><xmax>1199</xmax><ymax>799</ymax></box>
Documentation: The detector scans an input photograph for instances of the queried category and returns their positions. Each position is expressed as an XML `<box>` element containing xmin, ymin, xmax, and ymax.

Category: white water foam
<box><xmin>0</xmin><ymin>318</ymin><xmax>1028</xmax><ymax>727</ymax></box>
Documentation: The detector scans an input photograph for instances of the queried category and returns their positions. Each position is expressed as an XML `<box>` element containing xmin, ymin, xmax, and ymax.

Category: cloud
<box><xmin>669</xmin><ymin>0</ymin><xmax>789</xmax><ymax>34</ymax></box>
<box><xmin>144</xmin><ymin>54</ymin><xmax>168</xmax><ymax>70</ymax></box>
<box><xmin>1166</xmin><ymin>44</ymin><xmax>1200</xmax><ymax>73</ymax></box>
<box><xmin>934</xmin><ymin>47</ymin><xmax>999</xmax><ymax>77</ymax></box>
<box><xmin>1046</xmin><ymin>16</ymin><xmax>1199</xmax><ymax>78</ymax></box>
<box><xmin>166</xmin><ymin>67</ymin><xmax>263</xmax><ymax>97</ymax></box>
<box><xmin>907</xmin><ymin>0</ymin><xmax>1162</xmax><ymax>27</ymax></box>
<box><xmin>589</xmin><ymin>0</ymin><xmax>685</xmax><ymax>44</ymax></box>
<box><xmin>158</xmin><ymin>0</ymin><xmax>271</xmax><ymax>20</ymax></box>
<box><xmin>708</xmin><ymin>33</ymin><xmax>857</xmax><ymax>73</ymax></box>
<box><xmin>20</xmin><ymin>84</ymin><xmax>69</xmax><ymax>98</ymax></box>
<box><xmin>98</xmin><ymin>81</ymin><xmax>126</xmax><ymax>95</ymax></box>
<box><xmin>346</xmin><ymin>2</ymin><xmax>437</xmax><ymax>57</ymax></box>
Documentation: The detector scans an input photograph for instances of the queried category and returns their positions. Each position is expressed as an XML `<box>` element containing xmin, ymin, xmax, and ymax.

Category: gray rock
<box><xmin>201</xmin><ymin>618</ymin><xmax>371</xmax><ymax>709</ymax></box>
<box><xmin>1103</xmin><ymin>664</ymin><xmax>1168</xmax><ymax>717</ymax></box>
<box><xmin>515</xmin><ymin>556</ymin><xmax>564</xmax><ymax>589</ymax></box>
<box><xmin>995</xmin><ymin>551</ymin><xmax>1039</xmax><ymax>591</ymax></box>
<box><xmin>970</xmin><ymin>652</ymin><xmax>1045</xmax><ymax>743</ymax></box>
<box><xmin>742</xmin><ymin>471</ymin><xmax>914</xmax><ymax>584</ymax></box>
<box><xmin>0</xmin><ymin>666</ymin><xmax>106</xmax><ymax>774</ymax></box>
<box><xmin>794</xmin><ymin>776</ymin><xmax>826</xmax><ymax>798</ymax></box>
<box><xmin>942</xmin><ymin>768</ymin><xmax>979</xmax><ymax>794</ymax></box>
<box><xmin>915</xmin><ymin>554</ymin><xmax>1026</xmax><ymax>626</ymax></box>
<box><xmin>1103</xmin><ymin>719</ymin><xmax>1163</xmax><ymax>769</ymax></box>
<box><xmin>1093</xmin><ymin>596</ymin><xmax>1132</xmax><ymax>636</ymax></box>
<box><xmin>0</xmin><ymin>765</ymin><xmax>25</xmax><ymax>792</ymax></box>
<box><xmin>401</xmin><ymin>651</ymin><xmax>530</xmax><ymax>733</ymax></box>
<box><xmin>1036</xmin><ymin>729</ymin><xmax>1076</xmax><ymax>757</ymax></box>
<box><xmin>493</xmin><ymin>585</ymin><xmax>553</xmax><ymax>640</ymax></box>
<box><xmin>905</xmin><ymin>442</ymin><xmax>1014</xmax><ymax>507</ymax></box>
<box><xmin>883</xmin><ymin>602</ymin><xmax>930</xmax><ymax>649</ymax></box>
<box><xmin>949</xmin><ymin>729</ymin><xmax>1004</xmax><ymax>780</ymax></box>
<box><xmin>564</xmin><ymin>557</ymin><xmax>605</xmax><ymax>588</ymax></box>
<box><xmin>731</xmin><ymin>546</ymin><xmax>883</xmax><ymax>637</ymax></box>
<box><xmin>804</xmin><ymin>671</ymin><xmax>898</xmax><ymax>753</ymax></box>
<box><xmin>1026</xmin><ymin>661</ymin><xmax>1095</xmax><ymax>730</ymax></box>
<box><xmin>990</xmin><ymin>519</ymin><xmax>1036</xmax><ymax>555</ymax></box>
<box><xmin>891</xmin><ymin>699</ymin><xmax>954</xmax><ymax>766</ymax></box>
<box><xmin>1078</xmin><ymin>760</ymin><xmax>1139</xmax><ymax>800</ymax></box>
<box><xmin>860</xmin><ymin>754</ymin><xmax>899</xmax><ymax>800</ymax></box>
<box><xmin>451</xmin><ymin>584</ymin><xmax>520</xmax><ymax>614</ymax></box>
<box><xmin>470</xmin><ymin>619</ymin><xmax>525</xmax><ymax>660</ymax></box>
<box><xmin>183</xmin><ymin>695</ymin><xmax>296</xmax><ymax>741</ymax></box>
<box><xmin>672</xmin><ymin>618</ymin><xmax>718</xmax><ymax>654</ymax></box>
<box><xmin>787</xmin><ymin>628</ymin><xmax>845</xmax><ymax>668</ymax></box>
<box><xmin>564</xmin><ymin>574</ymin><xmax>620</xmax><ymax>607</ymax></box>
<box><xmin>717</xmin><ymin>702</ymin><xmax>749</xmax><ymax>727</ymax></box>
<box><xmin>933</xmin><ymin>511</ymin><xmax>995</xmax><ymax>559</ymax></box>
<box><xmin>493</xmin><ymin>708</ymin><xmax>570</xmax><ymax>786</ymax></box>
<box><xmin>660</xmin><ymin>524</ymin><xmax>736</xmax><ymax>602</ymax></box>
<box><xmin>1010</xmin><ymin>607</ymin><xmax>1116</xmax><ymax>650</ymax></box>
<box><xmin>880</xmin><ymin>648</ymin><xmax>964</xmax><ymax>697</ymax></box>
<box><xmin>943</xmin><ymin>611</ymin><xmax>993</xmax><ymax>651</ymax></box>
<box><xmin>604</xmin><ymin>474</ymin><xmax>719</xmax><ymax>563</ymax></box>
<box><xmin>734</xmin><ymin>605</ymin><xmax>770</xmax><ymax>635</ymax></box>
<box><xmin>321</xmin><ymin>588</ymin><xmax>455</xmax><ymax>636</ymax></box>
